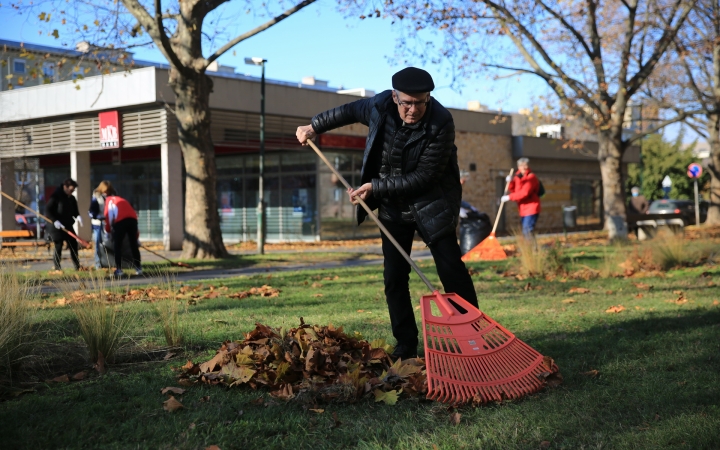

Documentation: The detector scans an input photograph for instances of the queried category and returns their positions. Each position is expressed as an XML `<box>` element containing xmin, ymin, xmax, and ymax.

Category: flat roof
<box><xmin>1</xmin><ymin>67</ymin><xmax>514</xmax><ymax>136</ymax></box>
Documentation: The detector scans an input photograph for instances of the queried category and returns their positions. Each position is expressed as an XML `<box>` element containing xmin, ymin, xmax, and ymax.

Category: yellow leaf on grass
<box><xmin>605</xmin><ymin>305</ymin><xmax>625</xmax><ymax>313</ymax></box>
<box><xmin>561</xmin><ymin>298</ymin><xmax>576</xmax><ymax>304</ymax></box>
<box><xmin>223</xmin><ymin>364</ymin><xmax>256</xmax><ymax>386</ymax></box>
<box><xmin>309</xmin><ymin>408</ymin><xmax>324</xmax><ymax>413</ymax></box>
<box><xmin>449</xmin><ymin>412</ymin><xmax>461</xmax><ymax>425</ymax></box>
<box><xmin>373</xmin><ymin>389</ymin><xmax>401</xmax><ymax>405</ymax></box>
<box><xmin>163</xmin><ymin>396</ymin><xmax>184</xmax><ymax>412</ymax></box>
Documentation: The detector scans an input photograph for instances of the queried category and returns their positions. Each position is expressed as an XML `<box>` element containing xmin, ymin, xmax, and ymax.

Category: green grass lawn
<box><xmin>1</xmin><ymin>240</ymin><xmax>720</xmax><ymax>449</ymax></box>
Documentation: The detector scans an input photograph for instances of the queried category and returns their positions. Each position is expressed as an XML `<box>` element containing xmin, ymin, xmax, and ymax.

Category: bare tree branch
<box><xmin>205</xmin><ymin>0</ymin><xmax>317</xmax><ymax>66</ymax></box>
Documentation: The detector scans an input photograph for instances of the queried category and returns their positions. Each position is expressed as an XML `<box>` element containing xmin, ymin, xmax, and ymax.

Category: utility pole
<box><xmin>245</xmin><ymin>57</ymin><xmax>267</xmax><ymax>254</ymax></box>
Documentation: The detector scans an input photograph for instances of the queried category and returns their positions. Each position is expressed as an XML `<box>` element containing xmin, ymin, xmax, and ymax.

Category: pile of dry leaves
<box><xmin>178</xmin><ymin>319</ymin><xmax>426</xmax><ymax>405</ymax></box>
<box><xmin>50</xmin><ymin>283</ymin><xmax>280</xmax><ymax>306</ymax></box>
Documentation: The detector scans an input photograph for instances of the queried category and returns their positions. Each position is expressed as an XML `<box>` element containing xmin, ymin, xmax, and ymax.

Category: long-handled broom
<box><xmin>1</xmin><ymin>191</ymin><xmax>91</xmax><ymax>248</ymax></box>
<box><xmin>306</xmin><ymin>140</ymin><xmax>560</xmax><ymax>405</ymax></box>
<box><xmin>461</xmin><ymin>168</ymin><xmax>514</xmax><ymax>261</ymax></box>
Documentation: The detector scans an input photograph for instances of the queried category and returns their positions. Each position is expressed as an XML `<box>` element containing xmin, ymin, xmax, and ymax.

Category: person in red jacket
<box><xmin>104</xmin><ymin>195</ymin><xmax>142</xmax><ymax>276</ymax></box>
<box><xmin>501</xmin><ymin>158</ymin><xmax>541</xmax><ymax>236</ymax></box>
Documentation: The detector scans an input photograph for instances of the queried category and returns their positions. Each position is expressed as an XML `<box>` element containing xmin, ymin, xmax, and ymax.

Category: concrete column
<box><xmin>70</xmin><ymin>150</ymin><xmax>92</xmax><ymax>242</ymax></box>
<box><xmin>161</xmin><ymin>143</ymin><xmax>183</xmax><ymax>250</ymax></box>
<box><xmin>0</xmin><ymin>159</ymin><xmax>15</xmax><ymax>233</ymax></box>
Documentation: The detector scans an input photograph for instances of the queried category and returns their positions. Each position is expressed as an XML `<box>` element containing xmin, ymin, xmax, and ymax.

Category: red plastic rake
<box><xmin>306</xmin><ymin>140</ymin><xmax>559</xmax><ymax>405</ymax></box>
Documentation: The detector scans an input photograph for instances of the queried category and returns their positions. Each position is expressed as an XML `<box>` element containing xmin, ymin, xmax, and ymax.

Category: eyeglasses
<box><xmin>394</xmin><ymin>91</ymin><xmax>430</xmax><ymax>109</ymax></box>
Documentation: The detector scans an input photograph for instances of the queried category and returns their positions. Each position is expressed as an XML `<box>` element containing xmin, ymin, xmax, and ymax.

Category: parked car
<box><xmin>647</xmin><ymin>199</ymin><xmax>708</xmax><ymax>225</ymax></box>
<box><xmin>15</xmin><ymin>213</ymin><xmax>46</xmax><ymax>238</ymax></box>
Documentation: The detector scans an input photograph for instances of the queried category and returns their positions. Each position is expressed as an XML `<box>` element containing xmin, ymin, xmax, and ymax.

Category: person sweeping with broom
<box><xmin>296</xmin><ymin>67</ymin><xmax>478</xmax><ymax>360</ymax></box>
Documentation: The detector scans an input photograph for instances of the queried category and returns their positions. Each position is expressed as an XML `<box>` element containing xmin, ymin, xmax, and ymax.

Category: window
<box><xmin>13</xmin><ymin>59</ymin><xmax>26</xmax><ymax>74</ymax></box>
<box><xmin>42</xmin><ymin>63</ymin><xmax>56</xmax><ymax>82</ymax></box>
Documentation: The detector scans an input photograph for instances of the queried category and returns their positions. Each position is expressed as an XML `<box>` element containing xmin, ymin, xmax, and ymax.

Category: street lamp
<box><xmin>245</xmin><ymin>57</ymin><xmax>267</xmax><ymax>254</ymax></box>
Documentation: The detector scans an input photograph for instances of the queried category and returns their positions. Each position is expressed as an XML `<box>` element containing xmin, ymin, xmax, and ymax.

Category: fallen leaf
<box><xmin>605</xmin><ymin>290</ymin><xmax>614</xmax><ymax>295</ymax></box>
<box><xmin>561</xmin><ymin>298</ymin><xmax>576</xmax><ymax>304</ymax></box>
<box><xmin>581</xmin><ymin>370</ymin><xmax>599</xmax><ymax>378</ymax></box>
<box><xmin>635</xmin><ymin>293</ymin><xmax>644</xmax><ymax>299</ymax></box>
<box><xmin>449</xmin><ymin>412</ymin><xmax>462</xmax><ymax>425</ymax></box>
<box><xmin>713</xmin><ymin>300</ymin><xmax>719</xmax><ymax>306</ymax></box>
<box><xmin>633</xmin><ymin>282</ymin><xmax>653</xmax><ymax>290</ymax></box>
<box><xmin>163</xmin><ymin>352</ymin><xmax>177</xmax><ymax>360</ymax></box>
<box><xmin>50</xmin><ymin>374</ymin><xmax>70</xmax><ymax>383</ymax></box>
<box><xmin>200</xmin><ymin>396</ymin><xmax>211</xmax><ymax>402</ymax></box>
<box><xmin>568</xmin><ymin>287</ymin><xmax>590</xmax><ymax>294</ymax></box>
<box><xmin>161</xmin><ymin>387</ymin><xmax>186</xmax><ymax>395</ymax></box>
<box><xmin>373</xmin><ymin>389</ymin><xmax>401</xmax><ymax>405</ymax></box>
<box><xmin>311</xmin><ymin>282</ymin><xmax>323</xmax><ymax>288</ymax></box>
<box><xmin>605</xmin><ymin>305</ymin><xmax>625</xmax><ymax>313</ymax></box>
<box><xmin>163</xmin><ymin>396</ymin><xmax>184</xmax><ymax>412</ymax></box>
<box><xmin>313</xmin><ymin>293</ymin><xmax>323</xmax><ymax>298</ymax></box>
<box><xmin>540</xmin><ymin>441</ymin><xmax>551</xmax><ymax>449</ymax></box>
<box><xmin>309</xmin><ymin>408</ymin><xmax>325</xmax><ymax>413</ymax></box>
<box><xmin>71</xmin><ymin>371</ymin><xmax>87</xmax><ymax>381</ymax></box>
<box><xmin>188</xmin><ymin>422</ymin><xmax>196</xmax><ymax>430</ymax></box>
<box><xmin>332</xmin><ymin>411</ymin><xmax>342</xmax><ymax>429</ymax></box>
<box><xmin>205</xmin><ymin>446</ymin><xmax>221</xmax><ymax>450</ymax></box>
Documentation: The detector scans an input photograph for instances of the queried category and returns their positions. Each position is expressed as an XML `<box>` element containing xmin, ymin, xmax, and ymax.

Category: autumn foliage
<box><xmin>179</xmin><ymin>319</ymin><xmax>427</xmax><ymax>405</ymax></box>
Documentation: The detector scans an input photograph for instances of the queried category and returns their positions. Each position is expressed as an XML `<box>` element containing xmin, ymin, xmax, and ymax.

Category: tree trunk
<box><xmin>707</xmin><ymin>114</ymin><xmax>720</xmax><ymax>225</ymax></box>
<box><xmin>170</xmin><ymin>70</ymin><xmax>228</xmax><ymax>259</ymax></box>
<box><xmin>598</xmin><ymin>135</ymin><xmax>629</xmax><ymax>240</ymax></box>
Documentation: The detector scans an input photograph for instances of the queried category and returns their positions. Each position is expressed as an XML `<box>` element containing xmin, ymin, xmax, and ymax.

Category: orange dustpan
<box><xmin>306</xmin><ymin>141</ymin><xmax>560</xmax><ymax>405</ymax></box>
<box><xmin>462</xmin><ymin>168</ymin><xmax>513</xmax><ymax>262</ymax></box>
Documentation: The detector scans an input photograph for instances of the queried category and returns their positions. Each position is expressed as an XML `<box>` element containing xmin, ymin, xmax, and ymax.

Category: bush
<box><xmin>0</xmin><ymin>267</ymin><xmax>35</xmax><ymax>379</ymax></box>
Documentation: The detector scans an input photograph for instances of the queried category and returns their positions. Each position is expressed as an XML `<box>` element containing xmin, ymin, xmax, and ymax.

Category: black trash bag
<box><xmin>98</xmin><ymin>230</ymin><xmax>136</xmax><ymax>269</ymax></box>
<box><xmin>459</xmin><ymin>210</ymin><xmax>491</xmax><ymax>256</ymax></box>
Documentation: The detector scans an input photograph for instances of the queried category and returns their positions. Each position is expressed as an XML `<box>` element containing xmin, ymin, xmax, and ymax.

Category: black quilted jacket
<box><xmin>311</xmin><ymin>90</ymin><xmax>461</xmax><ymax>244</ymax></box>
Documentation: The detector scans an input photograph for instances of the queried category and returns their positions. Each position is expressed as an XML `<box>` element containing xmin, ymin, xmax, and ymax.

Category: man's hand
<box><xmin>500</xmin><ymin>195</ymin><xmax>510</xmax><ymax>203</ymax></box>
<box><xmin>296</xmin><ymin>124</ymin><xmax>316</xmax><ymax>145</ymax></box>
<box><xmin>75</xmin><ymin>216</ymin><xmax>83</xmax><ymax>227</ymax></box>
<box><xmin>505</xmin><ymin>175</ymin><xmax>513</xmax><ymax>183</ymax></box>
<box><xmin>347</xmin><ymin>183</ymin><xmax>373</xmax><ymax>205</ymax></box>
<box><xmin>54</xmin><ymin>220</ymin><xmax>65</xmax><ymax>229</ymax></box>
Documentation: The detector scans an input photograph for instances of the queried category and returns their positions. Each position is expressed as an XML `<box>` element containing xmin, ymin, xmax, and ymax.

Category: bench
<box><xmin>0</xmin><ymin>230</ymin><xmax>50</xmax><ymax>254</ymax></box>
<box><xmin>627</xmin><ymin>213</ymin><xmax>685</xmax><ymax>241</ymax></box>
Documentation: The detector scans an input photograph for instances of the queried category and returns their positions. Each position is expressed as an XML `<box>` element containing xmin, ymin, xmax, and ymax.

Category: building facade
<box><xmin>0</xmin><ymin>43</ymin><xmax>639</xmax><ymax>250</ymax></box>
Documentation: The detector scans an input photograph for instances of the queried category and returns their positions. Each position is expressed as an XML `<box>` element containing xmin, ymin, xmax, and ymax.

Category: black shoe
<box><xmin>391</xmin><ymin>343</ymin><xmax>418</xmax><ymax>360</ymax></box>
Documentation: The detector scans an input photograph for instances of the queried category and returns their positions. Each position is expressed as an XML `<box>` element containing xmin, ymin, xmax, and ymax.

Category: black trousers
<box><xmin>112</xmin><ymin>218</ymin><xmax>141</xmax><ymax>270</ymax></box>
<box><xmin>380</xmin><ymin>219</ymin><xmax>479</xmax><ymax>347</ymax></box>
<box><xmin>52</xmin><ymin>233</ymin><xmax>80</xmax><ymax>270</ymax></box>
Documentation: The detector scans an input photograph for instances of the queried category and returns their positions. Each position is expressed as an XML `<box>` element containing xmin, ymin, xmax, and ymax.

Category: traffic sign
<box><xmin>688</xmin><ymin>163</ymin><xmax>703</xmax><ymax>179</ymax></box>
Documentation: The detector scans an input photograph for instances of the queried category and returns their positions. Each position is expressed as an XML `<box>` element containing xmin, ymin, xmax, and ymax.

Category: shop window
<box><xmin>13</xmin><ymin>59</ymin><xmax>26</xmax><ymax>74</ymax></box>
<box><xmin>571</xmin><ymin>179</ymin><xmax>603</xmax><ymax>226</ymax></box>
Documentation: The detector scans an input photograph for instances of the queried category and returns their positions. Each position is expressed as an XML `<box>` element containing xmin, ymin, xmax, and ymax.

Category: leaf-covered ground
<box><xmin>1</xmin><ymin>238</ymin><xmax>720</xmax><ymax>449</ymax></box>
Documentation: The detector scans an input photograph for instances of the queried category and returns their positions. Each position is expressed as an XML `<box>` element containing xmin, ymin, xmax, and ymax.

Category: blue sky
<box><xmin>0</xmin><ymin>1</ymin><xmax>546</xmax><ymax>113</ymax></box>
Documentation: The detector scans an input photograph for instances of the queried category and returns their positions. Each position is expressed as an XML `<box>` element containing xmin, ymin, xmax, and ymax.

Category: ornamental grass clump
<box><xmin>59</xmin><ymin>272</ymin><xmax>135</xmax><ymax>367</ymax></box>
<box><xmin>153</xmin><ymin>272</ymin><xmax>185</xmax><ymax>347</ymax></box>
<box><xmin>0</xmin><ymin>266</ymin><xmax>35</xmax><ymax>379</ymax></box>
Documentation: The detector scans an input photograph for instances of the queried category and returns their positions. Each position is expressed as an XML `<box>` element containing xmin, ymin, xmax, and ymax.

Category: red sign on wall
<box><xmin>99</xmin><ymin>111</ymin><xmax>121</xmax><ymax>149</ymax></box>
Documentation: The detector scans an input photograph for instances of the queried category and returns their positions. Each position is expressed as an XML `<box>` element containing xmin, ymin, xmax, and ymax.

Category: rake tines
<box><xmin>422</xmin><ymin>292</ymin><xmax>560</xmax><ymax>405</ymax></box>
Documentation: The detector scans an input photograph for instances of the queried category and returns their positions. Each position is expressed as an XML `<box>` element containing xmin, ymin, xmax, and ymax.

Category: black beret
<box><xmin>392</xmin><ymin>67</ymin><xmax>435</xmax><ymax>93</ymax></box>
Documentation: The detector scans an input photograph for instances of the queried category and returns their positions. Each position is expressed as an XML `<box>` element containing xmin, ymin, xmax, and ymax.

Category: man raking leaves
<box><xmin>297</xmin><ymin>68</ymin><xmax>561</xmax><ymax>404</ymax></box>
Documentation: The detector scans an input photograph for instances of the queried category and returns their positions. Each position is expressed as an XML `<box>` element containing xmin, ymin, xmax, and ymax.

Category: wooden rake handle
<box><xmin>0</xmin><ymin>190</ymin><xmax>91</xmax><ymax>248</ymax></box>
<box><xmin>306</xmin><ymin>140</ymin><xmax>438</xmax><ymax>285</ymax></box>
<box><xmin>491</xmin><ymin>168</ymin><xmax>515</xmax><ymax>235</ymax></box>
